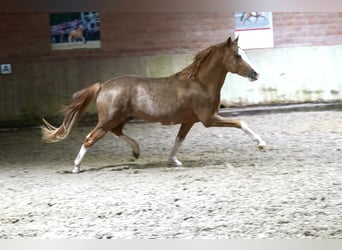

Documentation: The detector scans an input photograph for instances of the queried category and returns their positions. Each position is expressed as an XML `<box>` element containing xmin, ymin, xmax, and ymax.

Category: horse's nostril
<box><xmin>249</xmin><ymin>70</ymin><xmax>258</xmax><ymax>80</ymax></box>
<box><xmin>254</xmin><ymin>71</ymin><xmax>259</xmax><ymax>79</ymax></box>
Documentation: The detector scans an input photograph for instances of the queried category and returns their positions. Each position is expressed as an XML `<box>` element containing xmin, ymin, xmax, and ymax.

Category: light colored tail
<box><xmin>41</xmin><ymin>82</ymin><xmax>101</xmax><ymax>143</ymax></box>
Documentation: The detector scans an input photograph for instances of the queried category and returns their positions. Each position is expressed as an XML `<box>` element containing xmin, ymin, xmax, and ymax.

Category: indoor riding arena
<box><xmin>0</xmin><ymin>12</ymin><xmax>342</xmax><ymax>239</ymax></box>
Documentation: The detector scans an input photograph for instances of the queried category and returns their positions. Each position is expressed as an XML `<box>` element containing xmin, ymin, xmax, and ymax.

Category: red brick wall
<box><xmin>273</xmin><ymin>12</ymin><xmax>342</xmax><ymax>47</ymax></box>
<box><xmin>0</xmin><ymin>12</ymin><xmax>234</xmax><ymax>61</ymax></box>
<box><xmin>100</xmin><ymin>12</ymin><xmax>234</xmax><ymax>56</ymax></box>
<box><xmin>1</xmin><ymin>12</ymin><xmax>342</xmax><ymax>62</ymax></box>
<box><xmin>0</xmin><ymin>13</ymin><xmax>50</xmax><ymax>60</ymax></box>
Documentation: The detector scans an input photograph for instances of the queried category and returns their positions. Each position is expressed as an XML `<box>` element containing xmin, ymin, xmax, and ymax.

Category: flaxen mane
<box><xmin>176</xmin><ymin>45</ymin><xmax>217</xmax><ymax>80</ymax></box>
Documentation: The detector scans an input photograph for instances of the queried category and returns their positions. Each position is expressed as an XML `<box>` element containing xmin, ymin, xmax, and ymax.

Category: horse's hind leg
<box><xmin>169</xmin><ymin>123</ymin><xmax>194</xmax><ymax>166</ymax></box>
<box><xmin>111</xmin><ymin>121</ymin><xmax>140</xmax><ymax>159</ymax></box>
<box><xmin>72</xmin><ymin>126</ymin><xmax>107</xmax><ymax>173</ymax></box>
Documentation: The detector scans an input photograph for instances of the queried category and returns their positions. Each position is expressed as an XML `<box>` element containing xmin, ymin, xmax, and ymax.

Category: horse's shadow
<box><xmin>57</xmin><ymin>158</ymin><xmax>226</xmax><ymax>174</ymax></box>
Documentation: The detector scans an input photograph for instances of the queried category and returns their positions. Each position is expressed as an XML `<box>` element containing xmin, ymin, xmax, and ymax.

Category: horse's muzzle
<box><xmin>248</xmin><ymin>70</ymin><xmax>259</xmax><ymax>81</ymax></box>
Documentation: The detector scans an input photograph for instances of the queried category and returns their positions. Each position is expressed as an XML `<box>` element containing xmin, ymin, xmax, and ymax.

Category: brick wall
<box><xmin>100</xmin><ymin>12</ymin><xmax>234</xmax><ymax>56</ymax></box>
<box><xmin>1</xmin><ymin>12</ymin><xmax>342</xmax><ymax>61</ymax></box>
<box><xmin>273</xmin><ymin>12</ymin><xmax>342</xmax><ymax>47</ymax></box>
<box><xmin>0</xmin><ymin>13</ymin><xmax>50</xmax><ymax>60</ymax></box>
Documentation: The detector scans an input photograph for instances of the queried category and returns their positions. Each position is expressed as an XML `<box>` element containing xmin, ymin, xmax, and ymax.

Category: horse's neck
<box><xmin>197</xmin><ymin>50</ymin><xmax>227</xmax><ymax>94</ymax></box>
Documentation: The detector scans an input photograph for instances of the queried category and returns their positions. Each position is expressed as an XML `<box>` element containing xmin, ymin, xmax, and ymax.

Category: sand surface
<box><xmin>0</xmin><ymin>111</ymin><xmax>341</xmax><ymax>238</ymax></box>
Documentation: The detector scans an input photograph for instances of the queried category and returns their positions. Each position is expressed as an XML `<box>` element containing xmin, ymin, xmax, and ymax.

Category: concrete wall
<box><xmin>221</xmin><ymin>45</ymin><xmax>342</xmax><ymax>105</ymax></box>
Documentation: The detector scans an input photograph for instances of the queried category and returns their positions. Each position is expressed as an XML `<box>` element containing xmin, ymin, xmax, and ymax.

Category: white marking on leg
<box><xmin>240</xmin><ymin>121</ymin><xmax>267</xmax><ymax>150</ymax></box>
<box><xmin>169</xmin><ymin>137</ymin><xmax>183</xmax><ymax>166</ymax></box>
<box><xmin>72</xmin><ymin>144</ymin><xmax>88</xmax><ymax>173</ymax></box>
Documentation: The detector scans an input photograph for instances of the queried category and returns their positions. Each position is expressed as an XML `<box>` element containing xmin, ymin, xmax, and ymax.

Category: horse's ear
<box><xmin>234</xmin><ymin>35</ymin><xmax>239</xmax><ymax>43</ymax></box>
<box><xmin>227</xmin><ymin>37</ymin><xmax>232</xmax><ymax>48</ymax></box>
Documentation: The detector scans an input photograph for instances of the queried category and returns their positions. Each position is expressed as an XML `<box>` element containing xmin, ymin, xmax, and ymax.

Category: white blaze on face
<box><xmin>238</xmin><ymin>47</ymin><xmax>258</xmax><ymax>72</ymax></box>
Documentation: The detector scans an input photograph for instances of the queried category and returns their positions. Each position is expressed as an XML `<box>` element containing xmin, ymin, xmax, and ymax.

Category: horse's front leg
<box><xmin>240</xmin><ymin>120</ymin><xmax>267</xmax><ymax>150</ymax></box>
<box><xmin>202</xmin><ymin>114</ymin><xmax>267</xmax><ymax>150</ymax></box>
<box><xmin>169</xmin><ymin>123</ymin><xmax>194</xmax><ymax>166</ymax></box>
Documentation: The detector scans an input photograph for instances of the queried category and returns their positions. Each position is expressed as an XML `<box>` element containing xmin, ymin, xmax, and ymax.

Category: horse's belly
<box><xmin>134</xmin><ymin>104</ymin><xmax>194</xmax><ymax>124</ymax></box>
<box><xmin>132</xmin><ymin>85</ymin><xmax>195</xmax><ymax>123</ymax></box>
<box><xmin>132</xmin><ymin>95</ymin><xmax>196</xmax><ymax>124</ymax></box>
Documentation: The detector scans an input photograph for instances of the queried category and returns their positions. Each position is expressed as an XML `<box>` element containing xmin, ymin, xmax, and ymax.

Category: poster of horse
<box><xmin>50</xmin><ymin>12</ymin><xmax>101</xmax><ymax>50</ymax></box>
<box><xmin>234</xmin><ymin>12</ymin><xmax>273</xmax><ymax>49</ymax></box>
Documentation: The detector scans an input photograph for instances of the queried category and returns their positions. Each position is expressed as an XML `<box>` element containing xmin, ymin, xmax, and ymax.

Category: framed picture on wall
<box><xmin>234</xmin><ymin>12</ymin><xmax>274</xmax><ymax>49</ymax></box>
<box><xmin>50</xmin><ymin>12</ymin><xmax>101</xmax><ymax>50</ymax></box>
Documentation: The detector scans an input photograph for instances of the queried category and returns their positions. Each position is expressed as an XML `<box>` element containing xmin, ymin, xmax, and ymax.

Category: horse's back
<box><xmin>99</xmin><ymin>75</ymin><xmax>181</xmax><ymax>105</ymax></box>
<box><xmin>100</xmin><ymin>75</ymin><xmax>178</xmax><ymax>94</ymax></box>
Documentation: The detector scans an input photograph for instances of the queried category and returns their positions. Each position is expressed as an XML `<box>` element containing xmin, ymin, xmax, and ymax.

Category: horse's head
<box><xmin>223</xmin><ymin>36</ymin><xmax>259</xmax><ymax>81</ymax></box>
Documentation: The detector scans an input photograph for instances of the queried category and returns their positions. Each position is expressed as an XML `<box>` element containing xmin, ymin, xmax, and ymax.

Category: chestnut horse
<box><xmin>68</xmin><ymin>26</ymin><xmax>86</xmax><ymax>44</ymax></box>
<box><xmin>42</xmin><ymin>36</ymin><xmax>266</xmax><ymax>173</ymax></box>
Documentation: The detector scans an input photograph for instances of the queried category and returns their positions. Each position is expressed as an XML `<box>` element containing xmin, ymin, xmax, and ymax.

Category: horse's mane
<box><xmin>176</xmin><ymin>44</ymin><xmax>218</xmax><ymax>80</ymax></box>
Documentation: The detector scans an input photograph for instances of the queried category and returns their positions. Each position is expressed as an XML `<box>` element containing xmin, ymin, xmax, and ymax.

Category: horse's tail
<box><xmin>41</xmin><ymin>82</ymin><xmax>102</xmax><ymax>143</ymax></box>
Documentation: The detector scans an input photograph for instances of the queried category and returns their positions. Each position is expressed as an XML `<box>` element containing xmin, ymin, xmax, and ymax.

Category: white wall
<box><xmin>221</xmin><ymin>45</ymin><xmax>342</xmax><ymax>105</ymax></box>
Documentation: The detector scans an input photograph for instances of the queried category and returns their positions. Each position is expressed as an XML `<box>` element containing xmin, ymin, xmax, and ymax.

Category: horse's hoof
<box><xmin>72</xmin><ymin>166</ymin><xmax>81</xmax><ymax>173</ymax></box>
<box><xmin>169</xmin><ymin>157</ymin><xmax>183</xmax><ymax>166</ymax></box>
<box><xmin>133</xmin><ymin>151</ymin><xmax>140</xmax><ymax>159</ymax></box>
<box><xmin>257</xmin><ymin>142</ymin><xmax>267</xmax><ymax>151</ymax></box>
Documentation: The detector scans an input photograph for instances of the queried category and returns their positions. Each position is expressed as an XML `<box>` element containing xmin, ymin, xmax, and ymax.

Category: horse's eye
<box><xmin>236</xmin><ymin>54</ymin><xmax>242</xmax><ymax>60</ymax></box>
